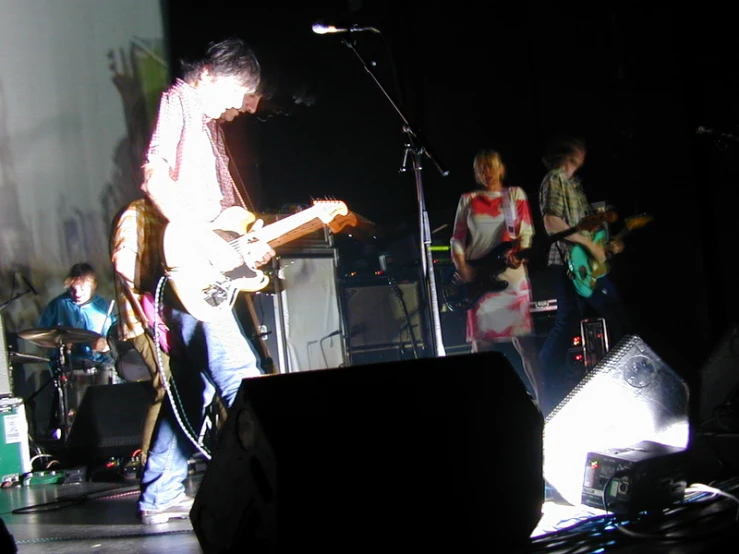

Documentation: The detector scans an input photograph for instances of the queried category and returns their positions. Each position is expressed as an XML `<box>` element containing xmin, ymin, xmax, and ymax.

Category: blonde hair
<box><xmin>473</xmin><ymin>149</ymin><xmax>506</xmax><ymax>188</ymax></box>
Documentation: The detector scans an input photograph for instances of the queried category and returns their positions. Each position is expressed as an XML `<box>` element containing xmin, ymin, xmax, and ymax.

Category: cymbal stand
<box><xmin>56</xmin><ymin>343</ymin><xmax>74</xmax><ymax>441</ymax></box>
<box><xmin>46</xmin><ymin>343</ymin><xmax>73</xmax><ymax>441</ymax></box>
<box><xmin>21</xmin><ymin>342</ymin><xmax>72</xmax><ymax>442</ymax></box>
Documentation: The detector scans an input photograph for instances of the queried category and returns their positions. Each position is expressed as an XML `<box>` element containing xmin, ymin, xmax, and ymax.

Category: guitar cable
<box><xmin>152</xmin><ymin>275</ymin><xmax>213</xmax><ymax>461</ymax></box>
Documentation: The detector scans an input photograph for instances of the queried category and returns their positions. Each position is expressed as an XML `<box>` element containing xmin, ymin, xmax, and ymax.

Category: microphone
<box><xmin>312</xmin><ymin>21</ymin><xmax>380</xmax><ymax>35</ymax></box>
<box><xmin>20</xmin><ymin>274</ymin><xmax>37</xmax><ymax>295</ymax></box>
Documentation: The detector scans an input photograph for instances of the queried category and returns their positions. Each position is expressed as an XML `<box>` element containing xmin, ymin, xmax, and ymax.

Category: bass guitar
<box><xmin>443</xmin><ymin>211</ymin><xmax>617</xmax><ymax>311</ymax></box>
<box><xmin>163</xmin><ymin>200</ymin><xmax>349</xmax><ymax>322</ymax></box>
<box><xmin>568</xmin><ymin>213</ymin><xmax>653</xmax><ymax>298</ymax></box>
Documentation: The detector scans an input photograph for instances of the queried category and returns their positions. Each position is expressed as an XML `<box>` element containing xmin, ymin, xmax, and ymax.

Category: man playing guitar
<box><xmin>136</xmin><ymin>37</ymin><xmax>274</xmax><ymax>525</ymax></box>
<box><xmin>537</xmin><ymin>135</ymin><xmax>632</xmax><ymax>413</ymax></box>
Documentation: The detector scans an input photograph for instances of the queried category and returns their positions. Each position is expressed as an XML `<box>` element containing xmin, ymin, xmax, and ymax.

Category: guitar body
<box><xmin>567</xmin><ymin>229</ymin><xmax>610</xmax><ymax>298</ymax></box>
<box><xmin>567</xmin><ymin>213</ymin><xmax>653</xmax><ymax>298</ymax></box>
<box><xmin>163</xmin><ymin>201</ymin><xmax>350</xmax><ymax>322</ymax></box>
<box><xmin>163</xmin><ymin>206</ymin><xmax>270</xmax><ymax>322</ymax></box>
<box><xmin>443</xmin><ymin>242</ymin><xmax>515</xmax><ymax>311</ymax></box>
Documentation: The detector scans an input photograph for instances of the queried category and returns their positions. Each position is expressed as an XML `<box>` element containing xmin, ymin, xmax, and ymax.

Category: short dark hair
<box><xmin>542</xmin><ymin>135</ymin><xmax>586</xmax><ymax>170</ymax></box>
<box><xmin>64</xmin><ymin>262</ymin><xmax>97</xmax><ymax>288</ymax></box>
<box><xmin>182</xmin><ymin>37</ymin><xmax>261</xmax><ymax>92</ymax></box>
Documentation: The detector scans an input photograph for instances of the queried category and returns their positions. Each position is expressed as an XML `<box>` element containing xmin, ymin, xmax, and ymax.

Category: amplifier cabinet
<box><xmin>272</xmin><ymin>253</ymin><xmax>347</xmax><ymax>372</ymax></box>
<box><xmin>343</xmin><ymin>282</ymin><xmax>424</xmax><ymax>351</ymax></box>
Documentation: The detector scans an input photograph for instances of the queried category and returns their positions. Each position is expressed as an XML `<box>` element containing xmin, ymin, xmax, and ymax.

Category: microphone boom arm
<box><xmin>338</xmin><ymin>36</ymin><xmax>448</xmax><ymax>357</ymax></box>
<box><xmin>340</xmin><ymin>38</ymin><xmax>449</xmax><ymax>177</ymax></box>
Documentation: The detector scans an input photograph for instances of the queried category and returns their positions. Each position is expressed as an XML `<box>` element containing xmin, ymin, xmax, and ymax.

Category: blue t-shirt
<box><xmin>37</xmin><ymin>292</ymin><xmax>117</xmax><ymax>365</ymax></box>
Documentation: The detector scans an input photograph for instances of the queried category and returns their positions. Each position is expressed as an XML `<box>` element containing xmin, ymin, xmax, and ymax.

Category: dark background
<box><xmin>162</xmin><ymin>1</ymin><xmax>739</xmax><ymax>393</ymax></box>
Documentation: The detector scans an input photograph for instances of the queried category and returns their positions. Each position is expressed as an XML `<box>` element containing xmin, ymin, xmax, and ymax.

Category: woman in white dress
<box><xmin>450</xmin><ymin>149</ymin><xmax>546</xmax><ymax>409</ymax></box>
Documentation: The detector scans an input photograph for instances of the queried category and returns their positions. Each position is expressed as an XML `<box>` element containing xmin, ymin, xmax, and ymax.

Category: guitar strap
<box><xmin>501</xmin><ymin>187</ymin><xmax>518</xmax><ymax>241</ymax></box>
<box><xmin>114</xmin><ymin>272</ymin><xmax>170</xmax><ymax>352</ymax></box>
<box><xmin>114</xmin><ymin>273</ymin><xmax>150</xmax><ymax>336</ymax></box>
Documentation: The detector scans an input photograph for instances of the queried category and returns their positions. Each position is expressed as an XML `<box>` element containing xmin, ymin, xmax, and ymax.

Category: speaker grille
<box><xmin>344</xmin><ymin>282</ymin><xmax>423</xmax><ymax>350</ymax></box>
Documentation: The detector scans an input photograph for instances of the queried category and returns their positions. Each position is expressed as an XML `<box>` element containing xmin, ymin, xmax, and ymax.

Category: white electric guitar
<box><xmin>163</xmin><ymin>200</ymin><xmax>349</xmax><ymax>322</ymax></box>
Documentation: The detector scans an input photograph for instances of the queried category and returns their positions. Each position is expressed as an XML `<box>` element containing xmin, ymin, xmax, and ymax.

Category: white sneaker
<box><xmin>139</xmin><ymin>494</ymin><xmax>195</xmax><ymax>525</ymax></box>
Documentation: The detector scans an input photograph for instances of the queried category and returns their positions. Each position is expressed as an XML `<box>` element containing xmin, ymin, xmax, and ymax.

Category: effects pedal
<box><xmin>582</xmin><ymin>440</ymin><xmax>687</xmax><ymax>514</ymax></box>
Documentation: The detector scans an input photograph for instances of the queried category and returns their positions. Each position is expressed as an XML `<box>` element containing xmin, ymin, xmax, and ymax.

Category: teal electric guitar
<box><xmin>568</xmin><ymin>213</ymin><xmax>654</xmax><ymax>298</ymax></box>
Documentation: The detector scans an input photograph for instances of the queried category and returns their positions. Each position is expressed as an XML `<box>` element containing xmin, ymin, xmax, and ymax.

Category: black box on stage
<box><xmin>582</xmin><ymin>440</ymin><xmax>688</xmax><ymax>514</ymax></box>
<box><xmin>191</xmin><ymin>351</ymin><xmax>544</xmax><ymax>552</ymax></box>
<box><xmin>65</xmin><ymin>382</ymin><xmax>152</xmax><ymax>464</ymax></box>
<box><xmin>581</xmin><ymin>317</ymin><xmax>609</xmax><ymax>370</ymax></box>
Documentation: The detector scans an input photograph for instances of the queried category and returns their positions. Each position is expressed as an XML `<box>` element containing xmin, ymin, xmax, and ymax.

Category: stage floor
<box><xmin>3</xmin><ymin>479</ymin><xmax>739</xmax><ymax>553</ymax></box>
<box><xmin>1</xmin><ymin>475</ymin><xmax>202</xmax><ymax>553</ymax></box>
<box><xmin>2</xmin><ymin>466</ymin><xmax>738</xmax><ymax>553</ymax></box>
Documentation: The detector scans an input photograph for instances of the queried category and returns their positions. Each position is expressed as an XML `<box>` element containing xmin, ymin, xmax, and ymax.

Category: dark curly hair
<box><xmin>181</xmin><ymin>37</ymin><xmax>261</xmax><ymax>93</ymax></box>
<box><xmin>64</xmin><ymin>262</ymin><xmax>97</xmax><ymax>288</ymax></box>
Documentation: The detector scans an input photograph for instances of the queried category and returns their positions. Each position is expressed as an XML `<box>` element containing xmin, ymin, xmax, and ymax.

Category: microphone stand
<box><xmin>339</xmin><ymin>36</ymin><xmax>448</xmax><ymax>357</ymax></box>
<box><xmin>0</xmin><ymin>288</ymin><xmax>34</xmax><ymax>311</ymax></box>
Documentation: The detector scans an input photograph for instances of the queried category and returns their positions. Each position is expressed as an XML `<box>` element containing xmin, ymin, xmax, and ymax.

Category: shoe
<box><xmin>139</xmin><ymin>494</ymin><xmax>195</xmax><ymax>525</ymax></box>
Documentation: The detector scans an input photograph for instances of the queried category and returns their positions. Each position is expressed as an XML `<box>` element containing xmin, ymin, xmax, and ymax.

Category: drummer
<box><xmin>37</xmin><ymin>262</ymin><xmax>117</xmax><ymax>369</ymax></box>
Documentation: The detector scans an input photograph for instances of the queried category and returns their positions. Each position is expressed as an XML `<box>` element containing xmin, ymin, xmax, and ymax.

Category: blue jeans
<box><xmin>138</xmin><ymin>307</ymin><xmax>263</xmax><ymax>511</ymax></box>
<box><xmin>537</xmin><ymin>265</ymin><xmax>631</xmax><ymax>408</ymax></box>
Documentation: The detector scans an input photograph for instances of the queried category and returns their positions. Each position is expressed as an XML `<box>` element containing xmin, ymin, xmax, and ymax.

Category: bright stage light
<box><xmin>543</xmin><ymin>335</ymin><xmax>691</xmax><ymax>507</ymax></box>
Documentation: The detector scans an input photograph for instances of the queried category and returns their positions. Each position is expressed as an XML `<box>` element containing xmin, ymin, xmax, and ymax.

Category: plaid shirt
<box><xmin>539</xmin><ymin>168</ymin><xmax>593</xmax><ymax>266</ymax></box>
<box><xmin>145</xmin><ymin>79</ymin><xmax>238</xmax><ymax>222</ymax></box>
<box><xmin>110</xmin><ymin>198</ymin><xmax>166</xmax><ymax>340</ymax></box>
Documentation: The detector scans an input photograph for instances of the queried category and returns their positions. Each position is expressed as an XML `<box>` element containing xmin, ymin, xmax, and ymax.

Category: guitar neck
<box><xmin>548</xmin><ymin>225</ymin><xmax>583</xmax><ymax>243</ymax></box>
<box><xmin>612</xmin><ymin>227</ymin><xmax>634</xmax><ymax>242</ymax></box>
<box><xmin>251</xmin><ymin>208</ymin><xmax>327</xmax><ymax>248</ymax></box>
<box><xmin>548</xmin><ymin>217</ymin><xmax>612</xmax><ymax>244</ymax></box>
<box><xmin>267</xmin><ymin>219</ymin><xmax>325</xmax><ymax>248</ymax></box>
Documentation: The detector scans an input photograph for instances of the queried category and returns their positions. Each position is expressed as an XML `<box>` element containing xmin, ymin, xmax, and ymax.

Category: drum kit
<box><xmin>13</xmin><ymin>325</ymin><xmax>121</xmax><ymax>441</ymax></box>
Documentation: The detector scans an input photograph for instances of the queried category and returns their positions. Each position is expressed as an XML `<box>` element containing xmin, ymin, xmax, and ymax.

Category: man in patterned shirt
<box><xmin>135</xmin><ymin>37</ymin><xmax>274</xmax><ymax>525</ymax></box>
<box><xmin>537</xmin><ymin>136</ymin><xmax>628</xmax><ymax>412</ymax></box>
<box><xmin>109</xmin><ymin>91</ymin><xmax>266</xmax><ymax>468</ymax></box>
<box><xmin>110</xmin><ymin>196</ymin><xmax>169</xmax><ymax>466</ymax></box>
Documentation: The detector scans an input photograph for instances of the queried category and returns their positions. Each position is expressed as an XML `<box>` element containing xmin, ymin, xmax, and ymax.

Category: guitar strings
<box><xmin>224</xmin><ymin>208</ymin><xmax>326</xmax><ymax>254</ymax></box>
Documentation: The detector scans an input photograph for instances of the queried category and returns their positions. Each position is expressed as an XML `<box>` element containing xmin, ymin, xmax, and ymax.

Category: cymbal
<box><xmin>18</xmin><ymin>326</ymin><xmax>103</xmax><ymax>349</ymax></box>
<box><xmin>8</xmin><ymin>351</ymin><xmax>50</xmax><ymax>365</ymax></box>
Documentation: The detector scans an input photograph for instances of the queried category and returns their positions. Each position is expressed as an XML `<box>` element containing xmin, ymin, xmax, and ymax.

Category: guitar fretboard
<box><xmin>228</xmin><ymin>204</ymin><xmax>340</xmax><ymax>252</ymax></box>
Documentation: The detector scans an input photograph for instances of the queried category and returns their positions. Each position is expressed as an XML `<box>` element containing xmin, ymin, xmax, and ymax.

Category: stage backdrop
<box><xmin>0</xmin><ymin>0</ymin><xmax>168</xmax><ymax>428</ymax></box>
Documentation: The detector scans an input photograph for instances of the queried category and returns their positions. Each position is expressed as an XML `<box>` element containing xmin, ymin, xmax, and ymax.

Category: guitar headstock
<box><xmin>625</xmin><ymin>213</ymin><xmax>654</xmax><ymax>230</ymax></box>
<box><xmin>312</xmin><ymin>199</ymin><xmax>349</xmax><ymax>223</ymax></box>
<box><xmin>328</xmin><ymin>212</ymin><xmax>358</xmax><ymax>233</ymax></box>
<box><xmin>578</xmin><ymin>210</ymin><xmax>618</xmax><ymax>231</ymax></box>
